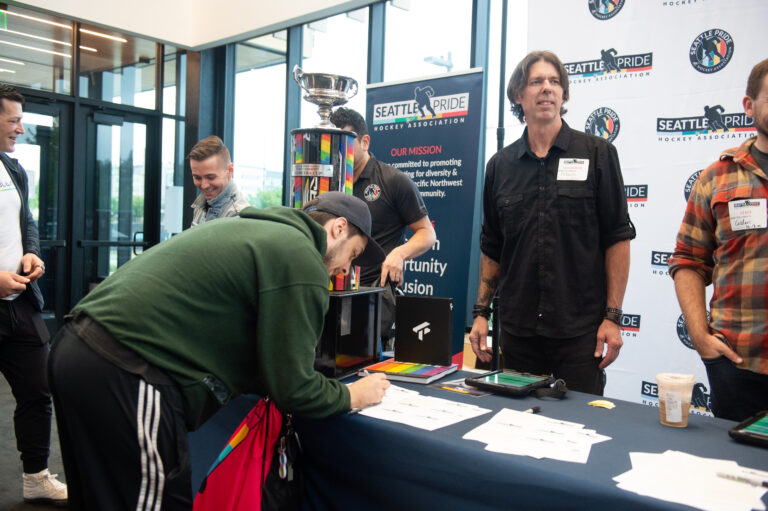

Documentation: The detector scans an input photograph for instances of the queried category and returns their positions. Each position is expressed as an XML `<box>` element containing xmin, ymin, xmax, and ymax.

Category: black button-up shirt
<box><xmin>480</xmin><ymin>122</ymin><xmax>635</xmax><ymax>338</ymax></box>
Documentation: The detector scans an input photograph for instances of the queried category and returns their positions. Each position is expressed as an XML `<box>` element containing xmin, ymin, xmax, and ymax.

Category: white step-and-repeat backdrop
<box><xmin>526</xmin><ymin>0</ymin><xmax>766</xmax><ymax>413</ymax></box>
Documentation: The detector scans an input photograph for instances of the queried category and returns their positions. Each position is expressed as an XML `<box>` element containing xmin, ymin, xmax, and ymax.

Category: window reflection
<box><xmin>163</xmin><ymin>47</ymin><xmax>186</xmax><ymax>116</ymax></box>
<box><xmin>161</xmin><ymin>118</ymin><xmax>185</xmax><ymax>240</ymax></box>
<box><xmin>78</xmin><ymin>23</ymin><xmax>156</xmax><ymax>108</ymax></box>
<box><xmin>484</xmin><ymin>0</ymin><xmax>528</xmax><ymax>169</ymax></box>
<box><xmin>0</xmin><ymin>6</ymin><xmax>71</xmax><ymax>93</ymax></box>
<box><xmin>85</xmin><ymin>121</ymin><xmax>146</xmax><ymax>275</ymax></box>
<box><xmin>484</xmin><ymin>0</ymin><xmax>503</xmax><ymax>168</ymax></box>
<box><xmin>300</xmin><ymin>9</ymin><xmax>369</xmax><ymax>128</ymax></box>
<box><xmin>384</xmin><ymin>0</ymin><xmax>471</xmax><ymax>82</ymax></box>
<box><xmin>14</xmin><ymin>110</ymin><xmax>60</xmax><ymax>318</ymax></box>
<box><xmin>234</xmin><ymin>32</ymin><xmax>287</xmax><ymax>208</ymax></box>
<box><xmin>502</xmin><ymin>1</ymin><xmax>528</xmax><ymax>148</ymax></box>
<box><xmin>14</xmin><ymin>111</ymin><xmax>58</xmax><ymax>230</ymax></box>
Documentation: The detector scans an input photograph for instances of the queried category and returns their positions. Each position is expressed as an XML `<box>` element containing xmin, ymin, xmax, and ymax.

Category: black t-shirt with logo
<box><xmin>353</xmin><ymin>153</ymin><xmax>428</xmax><ymax>285</ymax></box>
<box><xmin>481</xmin><ymin>122</ymin><xmax>636</xmax><ymax>338</ymax></box>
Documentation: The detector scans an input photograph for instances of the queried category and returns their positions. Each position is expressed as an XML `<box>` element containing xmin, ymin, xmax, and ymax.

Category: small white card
<box><xmin>557</xmin><ymin>158</ymin><xmax>589</xmax><ymax>181</ymax></box>
<box><xmin>728</xmin><ymin>198</ymin><xmax>767</xmax><ymax>231</ymax></box>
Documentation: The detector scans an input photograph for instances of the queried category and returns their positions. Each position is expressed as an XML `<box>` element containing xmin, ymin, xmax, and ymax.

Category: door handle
<box><xmin>133</xmin><ymin>231</ymin><xmax>144</xmax><ymax>256</ymax></box>
<box><xmin>40</xmin><ymin>240</ymin><xmax>67</xmax><ymax>248</ymax></box>
<box><xmin>77</xmin><ymin>240</ymin><xmax>147</xmax><ymax>248</ymax></box>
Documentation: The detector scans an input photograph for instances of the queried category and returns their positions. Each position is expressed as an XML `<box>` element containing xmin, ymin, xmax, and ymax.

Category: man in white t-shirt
<box><xmin>0</xmin><ymin>83</ymin><xmax>67</xmax><ymax>506</ymax></box>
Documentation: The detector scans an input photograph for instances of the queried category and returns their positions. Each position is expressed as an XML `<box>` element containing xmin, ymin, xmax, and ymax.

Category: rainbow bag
<box><xmin>193</xmin><ymin>398</ymin><xmax>303</xmax><ymax>511</ymax></box>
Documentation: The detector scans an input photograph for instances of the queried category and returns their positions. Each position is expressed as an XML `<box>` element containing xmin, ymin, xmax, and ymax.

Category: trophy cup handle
<box><xmin>293</xmin><ymin>65</ymin><xmax>305</xmax><ymax>89</ymax></box>
<box><xmin>348</xmin><ymin>81</ymin><xmax>358</xmax><ymax>100</ymax></box>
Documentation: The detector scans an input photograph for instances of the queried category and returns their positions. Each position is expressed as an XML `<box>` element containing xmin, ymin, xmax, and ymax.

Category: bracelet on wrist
<box><xmin>472</xmin><ymin>304</ymin><xmax>492</xmax><ymax>319</ymax></box>
<box><xmin>604</xmin><ymin>307</ymin><xmax>623</xmax><ymax>325</ymax></box>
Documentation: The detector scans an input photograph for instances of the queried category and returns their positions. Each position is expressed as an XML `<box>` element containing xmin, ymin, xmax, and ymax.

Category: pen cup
<box><xmin>656</xmin><ymin>373</ymin><xmax>695</xmax><ymax>427</ymax></box>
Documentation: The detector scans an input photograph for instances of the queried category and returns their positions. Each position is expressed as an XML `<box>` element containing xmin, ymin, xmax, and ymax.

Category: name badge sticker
<box><xmin>557</xmin><ymin>158</ymin><xmax>589</xmax><ymax>181</ymax></box>
<box><xmin>728</xmin><ymin>198</ymin><xmax>767</xmax><ymax>231</ymax></box>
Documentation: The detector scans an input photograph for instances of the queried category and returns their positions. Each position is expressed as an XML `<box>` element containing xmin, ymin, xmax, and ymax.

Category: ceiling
<box><xmin>12</xmin><ymin>0</ymin><xmax>376</xmax><ymax>50</ymax></box>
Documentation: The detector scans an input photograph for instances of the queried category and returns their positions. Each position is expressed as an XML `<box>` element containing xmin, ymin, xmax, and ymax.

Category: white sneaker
<box><xmin>23</xmin><ymin>469</ymin><xmax>68</xmax><ymax>507</ymax></box>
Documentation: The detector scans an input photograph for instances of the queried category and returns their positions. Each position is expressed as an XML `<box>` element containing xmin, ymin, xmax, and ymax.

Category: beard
<box><xmin>323</xmin><ymin>239</ymin><xmax>345</xmax><ymax>276</ymax></box>
<box><xmin>754</xmin><ymin>115</ymin><xmax>768</xmax><ymax>141</ymax></box>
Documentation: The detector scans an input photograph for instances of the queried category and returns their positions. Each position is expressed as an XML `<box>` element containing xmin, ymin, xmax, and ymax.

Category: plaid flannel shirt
<box><xmin>669</xmin><ymin>137</ymin><xmax>768</xmax><ymax>375</ymax></box>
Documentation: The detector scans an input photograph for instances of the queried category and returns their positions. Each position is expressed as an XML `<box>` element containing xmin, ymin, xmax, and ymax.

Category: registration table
<box><xmin>190</xmin><ymin>372</ymin><xmax>768</xmax><ymax>510</ymax></box>
<box><xmin>296</xmin><ymin>372</ymin><xmax>768</xmax><ymax>510</ymax></box>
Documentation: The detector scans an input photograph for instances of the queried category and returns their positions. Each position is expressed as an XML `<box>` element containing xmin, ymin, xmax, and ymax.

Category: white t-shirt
<box><xmin>0</xmin><ymin>159</ymin><xmax>23</xmax><ymax>300</ymax></box>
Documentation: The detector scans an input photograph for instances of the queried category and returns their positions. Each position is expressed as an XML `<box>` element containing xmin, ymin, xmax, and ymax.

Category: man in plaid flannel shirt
<box><xmin>669</xmin><ymin>58</ymin><xmax>768</xmax><ymax>422</ymax></box>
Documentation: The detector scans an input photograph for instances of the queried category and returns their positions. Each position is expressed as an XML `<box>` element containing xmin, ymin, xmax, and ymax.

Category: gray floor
<box><xmin>0</xmin><ymin>376</ymin><xmax>66</xmax><ymax>510</ymax></box>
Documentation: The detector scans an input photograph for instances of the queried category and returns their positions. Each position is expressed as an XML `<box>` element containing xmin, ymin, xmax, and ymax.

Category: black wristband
<box><xmin>472</xmin><ymin>304</ymin><xmax>492</xmax><ymax>319</ymax></box>
<box><xmin>604</xmin><ymin>307</ymin><xmax>623</xmax><ymax>325</ymax></box>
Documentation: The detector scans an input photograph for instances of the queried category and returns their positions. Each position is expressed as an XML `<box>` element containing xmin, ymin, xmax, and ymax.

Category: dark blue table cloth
<box><xmin>190</xmin><ymin>373</ymin><xmax>768</xmax><ymax>510</ymax></box>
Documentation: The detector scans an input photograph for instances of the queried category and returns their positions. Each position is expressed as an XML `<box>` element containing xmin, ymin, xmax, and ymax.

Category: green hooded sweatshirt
<box><xmin>74</xmin><ymin>206</ymin><xmax>350</xmax><ymax>429</ymax></box>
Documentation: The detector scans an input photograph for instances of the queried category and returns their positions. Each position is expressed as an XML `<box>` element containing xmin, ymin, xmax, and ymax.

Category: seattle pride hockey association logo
<box><xmin>585</xmin><ymin>107</ymin><xmax>620</xmax><ymax>142</ymax></box>
<box><xmin>564</xmin><ymin>48</ymin><xmax>652</xmax><ymax>81</ymax></box>
<box><xmin>588</xmin><ymin>0</ymin><xmax>625</xmax><ymax>20</ymax></box>
<box><xmin>689</xmin><ymin>29</ymin><xmax>734</xmax><ymax>74</ymax></box>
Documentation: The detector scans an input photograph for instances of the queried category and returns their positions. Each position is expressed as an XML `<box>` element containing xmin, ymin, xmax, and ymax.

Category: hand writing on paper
<box><xmin>348</xmin><ymin>373</ymin><xmax>390</xmax><ymax>409</ymax></box>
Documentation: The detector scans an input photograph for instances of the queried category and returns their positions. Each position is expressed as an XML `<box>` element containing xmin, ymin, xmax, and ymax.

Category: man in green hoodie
<box><xmin>48</xmin><ymin>191</ymin><xmax>390</xmax><ymax>509</ymax></box>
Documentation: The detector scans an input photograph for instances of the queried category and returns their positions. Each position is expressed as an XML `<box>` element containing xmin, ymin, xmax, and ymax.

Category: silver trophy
<box><xmin>293</xmin><ymin>65</ymin><xmax>358</xmax><ymax>128</ymax></box>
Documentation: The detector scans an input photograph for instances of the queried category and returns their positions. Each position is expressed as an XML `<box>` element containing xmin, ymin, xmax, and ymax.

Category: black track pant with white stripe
<box><xmin>49</xmin><ymin>325</ymin><xmax>192</xmax><ymax>510</ymax></box>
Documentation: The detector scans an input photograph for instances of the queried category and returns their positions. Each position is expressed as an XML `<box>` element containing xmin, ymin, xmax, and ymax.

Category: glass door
<box><xmin>13</xmin><ymin>101</ymin><xmax>69</xmax><ymax>331</ymax></box>
<box><xmin>73</xmin><ymin>108</ymin><xmax>160</xmax><ymax>301</ymax></box>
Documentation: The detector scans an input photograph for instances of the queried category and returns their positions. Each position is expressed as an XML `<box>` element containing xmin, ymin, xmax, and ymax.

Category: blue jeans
<box><xmin>702</xmin><ymin>355</ymin><xmax>768</xmax><ymax>422</ymax></box>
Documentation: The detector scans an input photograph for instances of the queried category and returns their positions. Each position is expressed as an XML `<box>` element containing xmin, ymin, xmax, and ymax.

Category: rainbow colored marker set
<box><xmin>364</xmin><ymin>360</ymin><xmax>451</xmax><ymax>377</ymax></box>
<box><xmin>330</xmin><ymin>265</ymin><xmax>360</xmax><ymax>291</ymax></box>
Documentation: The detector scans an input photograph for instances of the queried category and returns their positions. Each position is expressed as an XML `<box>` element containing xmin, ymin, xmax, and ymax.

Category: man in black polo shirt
<box><xmin>469</xmin><ymin>51</ymin><xmax>635</xmax><ymax>395</ymax></box>
<box><xmin>330</xmin><ymin>108</ymin><xmax>436</xmax><ymax>342</ymax></box>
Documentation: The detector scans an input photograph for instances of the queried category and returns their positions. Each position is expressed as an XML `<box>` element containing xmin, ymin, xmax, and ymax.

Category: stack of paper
<box><xmin>358</xmin><ymin>385</ymin><xmax>491</xmax><ymax>430</ymax></box>
<box><xmin>462</xmin><ymin>408</ymin><xmax>611</xmax><ymax>463</ymax></box>
<box><xmin>614</xmin><ymin>450</ymin><xmax>767</xmax><ymax>511</ymax></box>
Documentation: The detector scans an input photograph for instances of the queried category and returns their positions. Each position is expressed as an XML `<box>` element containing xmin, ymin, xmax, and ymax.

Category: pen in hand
<box><xmin>348</xmin><ymin>370</ymin><xmax>373</xmax><ymax>414</ymax></box>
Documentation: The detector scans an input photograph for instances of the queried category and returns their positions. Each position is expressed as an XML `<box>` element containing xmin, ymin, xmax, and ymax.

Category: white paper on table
<box><xmin>462</xmin><ymin>408</ymin><xmax>611</xmax><ymax>464</ymax></box>
<box><xmin>613</xmin><ymin>450</ymin><xmax>767</xmax><ymax>511</ymax></box>
<box><xmin>485</xmin><ymin>435</ymin><xmax>592</xmax><ymax>464</ymax></box>
<box><xmin>358</xmin><ymin>384</ymin><xmax>492</xmax><ymax>431</ymax></box>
